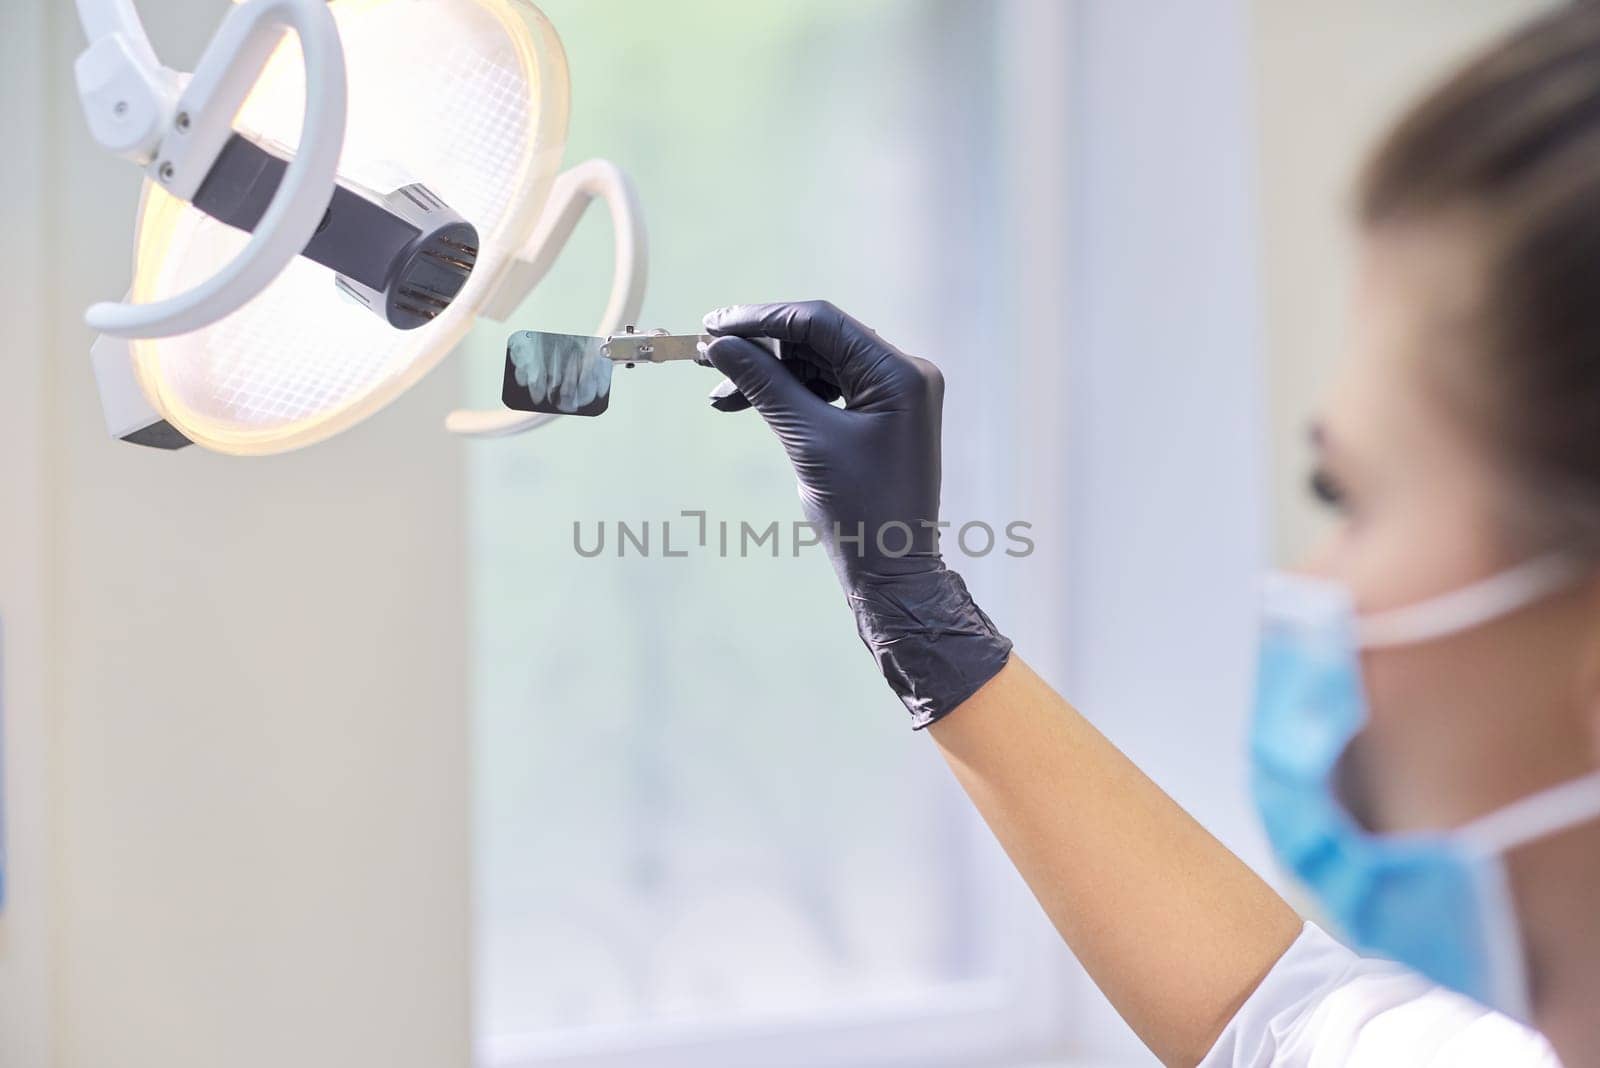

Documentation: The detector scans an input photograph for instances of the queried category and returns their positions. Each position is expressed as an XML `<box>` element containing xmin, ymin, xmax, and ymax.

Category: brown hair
<box><xmin>1360</xmin><ymin>3</ymin><xmax>1600</xmax><ymax>545</ymax></box>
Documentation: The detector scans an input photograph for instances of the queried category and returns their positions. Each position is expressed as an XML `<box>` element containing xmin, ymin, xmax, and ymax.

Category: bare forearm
<box><xmin>700</xmin><ymin>300</ymin><xmax>1297</xmax><ymax>1061</ymax></box>
<box><xmin>929</xmin><ymin>655</ymin><xmax>1301</xmax><ymax>1067</ymax></box>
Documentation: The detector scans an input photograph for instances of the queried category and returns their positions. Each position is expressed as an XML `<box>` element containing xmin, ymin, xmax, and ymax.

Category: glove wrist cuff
<box><xmin>848</xmin><ymin>567</ymin><xmax>1013</xmax><ymax>729</ymax></box>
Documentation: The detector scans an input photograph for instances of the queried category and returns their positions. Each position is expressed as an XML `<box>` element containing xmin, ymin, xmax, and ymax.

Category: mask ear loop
<box><xmin>1462</xmin><ymin>856</ymin><xmax>1535</xmax><ymax>1021</ymax></box>
<box><xmin>1351</xmin><ymin>555</ymin><xmax>1596</xmax><ymax>1017</ymax></box>
<box><xmin>1454</xmin><ymin>771</ymin><xmax>1600</xmax><ymax>1021</ymax></box>
<box><xmin>1355</xmin><ymin>556</ymin><xmax>1582</xmax><ymax>648</ymax></box>
<box><xmin>1458</xmin><ymin>771</ymin><xmax>1600</xmax><ymax>857</ymax></box>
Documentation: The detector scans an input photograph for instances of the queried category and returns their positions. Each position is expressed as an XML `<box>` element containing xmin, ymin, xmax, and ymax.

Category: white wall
<box><xmin>1</xmin><ymin>3</ymin><xmax>473</xmax><ymax>1066</ymax></box>
<box><xmin>1251</xmin><ymin>0</ymin><xmax>1554</xmax><ymax>562</ymax></box>
<box><xmin>0</xmin><ymin>1</ymin><xmax>59</xmax><ymax>1065</ymax></box>
<box><xmin>1058</xmin><ymin>1</ymin><xmax>1267</xmax><ymax>1061</ymax></box>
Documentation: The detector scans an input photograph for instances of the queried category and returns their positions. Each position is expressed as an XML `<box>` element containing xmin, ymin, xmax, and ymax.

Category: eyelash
<box><xmin>1308</xmin><ymin>467</ymin><xmax>1346</xmax><ymax>511</ymax></box>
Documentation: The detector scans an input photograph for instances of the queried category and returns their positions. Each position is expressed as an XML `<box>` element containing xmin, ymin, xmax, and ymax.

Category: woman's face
<box><xmin>1305</xmin><ymin>222</ymin><xmax>1600</xmax><ymax>833</ymax></box>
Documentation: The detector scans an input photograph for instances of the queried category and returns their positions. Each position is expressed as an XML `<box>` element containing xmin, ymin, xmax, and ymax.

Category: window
<box><xmin>462</xmin><ymin>2</ymin><xmax>1072</xmax><ymax>1065</ymax></box>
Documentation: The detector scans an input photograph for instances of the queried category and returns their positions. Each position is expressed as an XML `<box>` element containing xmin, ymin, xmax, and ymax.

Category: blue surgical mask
<box><xmin>1250</xmin><ymin>558</ymin><xmax>1600</xmax><ymax>1019</ymax></box>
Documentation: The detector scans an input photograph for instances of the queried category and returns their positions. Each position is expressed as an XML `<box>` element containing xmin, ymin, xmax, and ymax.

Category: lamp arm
<box><xmin>76</xmin><ymin>0</ymin><xmax>156</xmax><ymax>54</ymax></box>
<box><xmin>445</xmin><ymin>159</ymin><xmax>649</xmax><ymax>438</ymax></box>
<box><xmin>74</xmin><ymin>0</ymin><xmax>176</xmax><ymax>165</ymax></box>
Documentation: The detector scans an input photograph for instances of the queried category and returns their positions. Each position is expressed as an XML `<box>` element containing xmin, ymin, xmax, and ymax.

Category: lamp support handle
<box><xmin>75</xmin><ymin>0</ymin><xmax>349</xmax><ymax>340</ymax></box>
<box><xmin>446</xmin><ymin>159</ymin><xmax>649</xmax><ymax>439</ymax></box>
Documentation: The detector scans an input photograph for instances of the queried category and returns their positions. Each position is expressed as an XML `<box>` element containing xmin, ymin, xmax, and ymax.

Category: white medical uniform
<box><xmin>1201</xmin><ymin>923</ymin><xmax>1560</xmax><ymax>1067</ymax></box>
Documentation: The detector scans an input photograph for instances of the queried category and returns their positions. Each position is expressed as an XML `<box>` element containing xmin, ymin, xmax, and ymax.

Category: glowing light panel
<box><xmin>128</xmin><ymin>0</ymin><xmax>570</xmax><ymax>454</ymax></box>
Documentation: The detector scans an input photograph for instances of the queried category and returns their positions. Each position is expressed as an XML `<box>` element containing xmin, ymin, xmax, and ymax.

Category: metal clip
<box><xmin>601</xmin><ymin>326</ymin><xmax>709</xmax><ymax>366</ymax></box>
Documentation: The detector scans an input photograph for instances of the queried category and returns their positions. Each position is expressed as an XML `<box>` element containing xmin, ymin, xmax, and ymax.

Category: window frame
<box><xmin>472</xmin><ymin>2</ymin><xmax>1080</xmax><ymax>1065</ymax></box>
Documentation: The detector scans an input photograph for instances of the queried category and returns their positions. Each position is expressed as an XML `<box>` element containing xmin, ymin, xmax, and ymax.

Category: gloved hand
<box><xmin>703</xmin><ymin>300</ymin><xmax>1012</xmax><ymax>727</ymax></box>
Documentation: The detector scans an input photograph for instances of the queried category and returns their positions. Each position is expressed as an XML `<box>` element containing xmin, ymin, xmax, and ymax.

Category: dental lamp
<box><xmin>75</xmin><ymin>0</ymin><xmax>646</xmax><ymax>454</ymax></box>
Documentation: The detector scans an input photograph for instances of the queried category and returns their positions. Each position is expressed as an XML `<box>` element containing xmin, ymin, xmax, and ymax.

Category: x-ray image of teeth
<box><xmin>507</xmin><ymin>330</ymin><xmax>614</xmax><ymax>417</ymax></box>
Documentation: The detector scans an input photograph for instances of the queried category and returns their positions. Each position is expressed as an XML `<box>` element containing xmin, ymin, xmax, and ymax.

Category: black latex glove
<box><xmin>704</xmin><ymin>300</ymin><xmax>1012</xmax><ymax>728</ymax></box>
